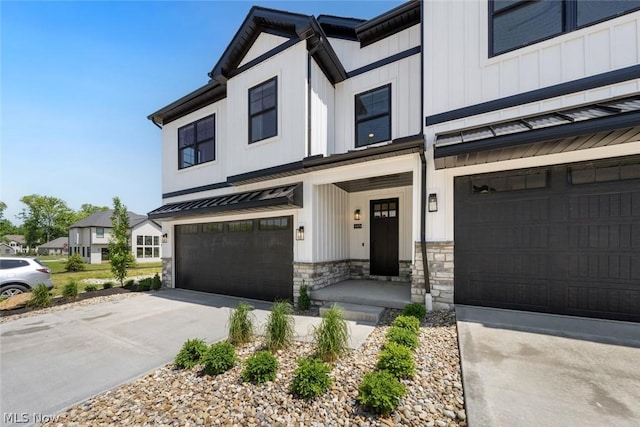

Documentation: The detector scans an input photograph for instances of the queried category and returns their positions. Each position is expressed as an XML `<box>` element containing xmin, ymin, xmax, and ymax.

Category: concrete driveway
<box><xmin>456</xmin><ymin>305</ymin><xmax>640</xmax><ymax>427</ymax></box>
<box><xmin>0</xmin><ymin>289</ymin><xmax>375</xmax><ymax>426</ymax></box>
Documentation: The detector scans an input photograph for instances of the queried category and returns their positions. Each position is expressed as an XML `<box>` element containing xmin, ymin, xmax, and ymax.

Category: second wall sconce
<box><xmin>354</xmin><ymin>209</ymin><xmax>361</xmax><ymax>221</ymax></box>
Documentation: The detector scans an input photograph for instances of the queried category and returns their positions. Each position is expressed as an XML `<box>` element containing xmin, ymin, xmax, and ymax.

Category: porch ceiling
<box><xmin>333</xmin><ymin>172</ymin><xmax>412</xmax><ymax>193</ymax></box>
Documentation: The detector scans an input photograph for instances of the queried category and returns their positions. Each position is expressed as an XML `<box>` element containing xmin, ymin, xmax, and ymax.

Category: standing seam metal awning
<box><xmin>148</xmin><ymin>183</ymin><xmax>302</xmax><ymax>219</ymax></box>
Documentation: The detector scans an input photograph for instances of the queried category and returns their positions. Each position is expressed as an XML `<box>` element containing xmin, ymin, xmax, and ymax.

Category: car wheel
<box><xmin>0</xmin><ymin>284</ymin><xmax>29</xmax><ymax>298</ymax></box>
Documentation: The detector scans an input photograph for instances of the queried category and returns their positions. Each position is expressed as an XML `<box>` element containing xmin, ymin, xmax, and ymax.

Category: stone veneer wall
<box><xmin>411</xmin><ymin>243</ymin><xmax>426</xmax><ymax>303</ymax></box>
<box><xmin>349</xmin><ymin>260</ymin><xmax>412</xmax><ymax>282</ymax></box>
<box><xmin>426</xmin><ymin>242</ymin><xmax>454</xmax><ymax>310</ymax></box>
<box><xmin>161</xmin><ymin>258</ymin><xmax>172</xmax><ymax>288</ymax></box>
<box><xmin>293</xmin><ymin>260</ymin><xmax>350</xmax><ymax>301</ymax></box>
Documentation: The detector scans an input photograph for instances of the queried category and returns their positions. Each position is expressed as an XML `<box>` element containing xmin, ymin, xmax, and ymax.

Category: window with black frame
<box><xmin>178</xmin><ymin>114</ymin><xmax>215</xmax><ymax>169</ymax></box>
<box><xmin>248</xmin><ymin>77</ymin><xmax>277</xmax><ymax>143</ymax></box>
<box><xmin>355</xmin><ymin>84</ymin><xmax>391</xmax><ymax>147</ymax></box>
<box><xmin>490</xmin><ymin>0</ymin><xmax>640</xmax><ymax>56</ymax></box>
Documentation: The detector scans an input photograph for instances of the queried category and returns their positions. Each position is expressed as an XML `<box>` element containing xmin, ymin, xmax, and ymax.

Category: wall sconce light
<box><xmin>296</xmin><ymin>226</ymin><xmax>305</xmax><ymax>240</ymax></box>
<box><xmin>428</xmin><ymin>193</ymin><xmax>438</xmax><ymax>212</ymax></box>
<box><xmin>162</xmin><ymin>233</ymin><xmax>168</xmax><ymax>244</ymax></box>
<box><xmin>354</xmin><ymin>209</ymin><xmax>361</xmax><ymax>221</ymax></box>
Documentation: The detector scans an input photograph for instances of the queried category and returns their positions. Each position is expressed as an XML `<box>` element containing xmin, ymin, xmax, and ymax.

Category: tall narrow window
<box><xmin>355</xmin><ymin>84</ymin><xmax>391</xmax><ymax>147</ymax></box>
<box><xmin>178</xmin><ymin>114</ymin><xmax>215</xmax><ymax>169</ymax></box>
<box><xmin>248</xmin><ymin>77</ymin><xmax>277</xmax><ymax>143</ymax></box>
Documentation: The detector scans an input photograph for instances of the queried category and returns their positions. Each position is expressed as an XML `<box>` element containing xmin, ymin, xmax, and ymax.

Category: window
<box><xmin>490</xmin><ymin>1</ymin><xmax>640</xmax><ymax>56</ymax></box>
<box><xmin>136</xmin><ymin>235</ymin><xmax>160</xmax><ymax>258</ymax></box>
<box><xmin>178</xmin><ymin>114</ymin><xmax>215</xmax><ymax>169</ymax></box>
<box><xmin>472</xmin><ymin>171</ymin><xmax>547</xmax><ymax>193</ymax></box>
<box><xmin>96</xmin><ymin>227</ymin><xmax>104</xmax><ymax>238</ymax></box>
<box><xmin>228</xmin><ymin>220</ymin><xmax>253</xmax><ymax>232</ymax></box>
<box><xmin>259</xmin><ymin>217</ymin><xmax>289</xmax><ymax>230</ymax></box>
<box><xmin>248</xmin><ymin>77</ymin><xmax>277</xmax><ymax>143</ymax></box>
<box><xmin>355</xmin><ymin>84</ymin><xmax>391</xmax><ymax>147</ymax></box>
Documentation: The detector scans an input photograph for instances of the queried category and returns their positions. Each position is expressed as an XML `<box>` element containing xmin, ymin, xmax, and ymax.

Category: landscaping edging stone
<box><xmin>43</xmin><ymin>310</ymin><xmax>465</xmax><ymax>427</ymax></box>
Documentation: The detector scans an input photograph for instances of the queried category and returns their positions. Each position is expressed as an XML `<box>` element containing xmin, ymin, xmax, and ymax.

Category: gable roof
<box><xmin>40</xmin><ymin>237</ymin><xmax>69</xmax><ymax>249</ymax></box>
<box><xmin>3</xmin><ymin>234</ymin><xmax>26</xmax><ymax>244</ymax></box>
<box><xmin>69</xmin><ymin>210</ymin><xmax>148</xmax><ymax>229</ymax></box>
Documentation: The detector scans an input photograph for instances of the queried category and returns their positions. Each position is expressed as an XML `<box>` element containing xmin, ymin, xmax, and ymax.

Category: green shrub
<box><xmin>65</xmin><ymin>253</ymin><xmax>86</xmax><ymax>272</ymax></box>
<box><xmin>151</xmin><ymin>273</ymin><xmax>162</xmax><ymax>290</ymax></box>
<box><xmin>402</xmin><ymin>303</ymin><xmax>426</xmax><ymax>321</ymax></box>
<box><xmin>28</xmin><ymin>284</ymin><xmax>52</xmax><ymax>308</ymax></box>
<box><xmin>136</xmin><ymin>278</ymin><xmax>152</xmax><ymax>292</ymax></box>
<box><xmin>174</xmin><ymin>338</ymin><xmax>208</xmax><ymax>369</ymax></box>
<box><xmin>241</xmin><ymin>350</ymin><xmax>278</xmax><ymax>384</ymax></box>
<box><xmin>290</xmin><ymin>357</ymin><xmax>332</xmax><ymax>399</ymax></box>
<box><xmin>265</xmin><ymin>300</ymin><xmax>294</xmax><ymax>352</ymax></box>
<box><xmin>62</xmin><ymin>280</ymin><xmax>78</xmax><ymax>299</ymax></box>
<box><xmin>313</xmin><ymin>304</ymin><xmax>349</xmax><ymax>362</ymax></box>
<box><xmin>357</xmin><ymin>370</ymin><xmax>407</xmax><ymax>415</ymax></box>
<box><xmin>376</xmin><ymin>342</ymin><xmax>415</xmax><ymax>379</ymax></box>
<box><xmin>124</xmin><ymin>279</ymin><xmax>135</xmax><ymax>287</ymax></box>
<box><xmin>385</xmin><ymin>326</ymin><xmax>419</xmax><ymax>350</ymax></box>
<box><xmin>102</xmin><ymin>282</ymin><xmax>114</xmax><ymax>289</ymax></box>
<box><xmin>392</xmin><ymin>315</ymin><xmax>420</xmax><ymax>334</ymax></box>
<box><xmin>228</xmin><ymin>302</ymin><xmax>254</xmax><ymax>345</ymax></box>
<box><xmin>297</xmin><ymin>283</ymin><xmax>311</xmax><ymax>311</ymax></box>
<box><xmin>202</xmin><ymin>341</ymin><xmax>237</xmax><ymax>376</ymax></box>
<box><xmin>84</xmin><ymin>284</ymin><xmax>98</xmax><ymax>292</ymax></box>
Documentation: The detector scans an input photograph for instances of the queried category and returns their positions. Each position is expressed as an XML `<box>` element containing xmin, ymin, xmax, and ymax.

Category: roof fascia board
<box><xmin>356</xmin><ymin>1</ymin><xmax>420</xmax><ymax>47</ymax></box>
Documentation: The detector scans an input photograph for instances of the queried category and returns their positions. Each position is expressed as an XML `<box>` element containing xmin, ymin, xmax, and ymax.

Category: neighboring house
<box><xmin>68</xmin><ymin>210</ymin><xmax>162</xmax><ymax>264</ymax></box>
<box><xmin>423</xmin><ymin>1</ymin><xmax>640</xmax><ymax>322</ymax></box>
<box><xmin>38</xmin><ymin>237</ymin><xmax>69</xmax><ymax>256</ymax></box>
<box><xmin>0</xmin><ymin>243</ymin><xmax>15</xmax><ymax>255</ymax></box>
<box><xmin>3</xmin><ymin>235</ymin><xmax>28</xmax><ymax>254</ymax></box>
<box><xmin>148</xmin><ymin>2</ymin><xmax>426</xmax><ymax>302</ymax></box>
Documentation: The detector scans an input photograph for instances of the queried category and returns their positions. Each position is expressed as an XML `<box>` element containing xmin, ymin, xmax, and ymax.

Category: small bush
<box><xmin>65</xmin><ymin>253</ymin><xmax>86</xmax><ymax>272</ymax></box>
<box><xmin>202</xmin><ymin>341</ymin><xmax>237</xmax><ymax>376</ymax></box>
<box><xmin>376</xmin><ymin>342</ymin><xmax>415</xmax><ymax>379</ymax></box>
<box><xmin>241</xmin><ymin>350</ymin><xmax>279</xmax><ymax>384</ymax></box>
<box><xmin>124</xmin><ymin>279</ymin><xmax>135</xmax><ymax>287</ymax></box>
<box><xmin>385</xmin><ymin>326</ymin><xmax>419</xmax><ymax>350</ymax></box>
<box><xmin>136</xmin><ymin>278</ymin><xmax>152</xmax><ymax>292</ymax></box>
<box><xmin>357</xmin><ymin>370</ymin><xmax>407</xmax><ymax>415</ymax></box>
<box><xmin>151</xmin><ymin>273</ymin><xmax>162</xmax><ymax>290</ymax></box>
<box><xmin>392</xmin><ymin>315</ymin><xmax>420</xmax><ymax>334</ymax></box>
<box><xmin>314</xmin><ymin>304</ymin><xmax>349</xmax><ymax>362</ymax></box>
<box><xmin>62</xmin><ymin>280</ymin><xmax>78</xmax><ymax>299</ymax></box>
<box><xmin>297</xmin><ymin>283</ymin><xmax>311</xmax><ymax>311</ymax></box>
<box><xmin>228</xmin><ymin>302</ymin><xmax>254</xmax><ymax>345</ymax></box>
<box><xmin>402</xmin><ymin>303</ymin><xmax>426</xmax><ymax>321</ymax></box>
<box><xmin>290</xmin><ymin>357</ymin><xmax>332</xmax><ymax>399</ymax></box>
<box><xmin>28</xmin><ymin>284</ymin><xmax>52</xmax><ymax>308</ymax></box>
<box><xmin>84</xmin><ymin>284</ymin><xmax>98</xmax><ymax>292</ymax></box>
<box><xmin>174</xmin><ymin>338</ymin><xmax>208</xmax><ymax>369</ymax></box>
<box><xmin>265</xmin><ymin>300</ymin><xmax>294</xmax><ymax>352</ymax></box>
<box><xmin>102</xmin><ymin>282</ymin><xmax>114</xmax><ymax>289</ymax></box>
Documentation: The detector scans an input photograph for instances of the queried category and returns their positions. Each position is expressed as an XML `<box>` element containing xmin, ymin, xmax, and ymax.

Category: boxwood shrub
<box><xmin>376</xmin><ymin>342</ymin><xmax>415</xmax><ymax>379</ymax></box>
<box><xmin>174</xmin><ymin>338</ymin><xmax>208</xmax><ymax>369</ymax></box>
<box><xmin>385</xmin><ymin>326</ymin><xmax>418</xmax><ymax>350</ymax></box>
<box><xmin>402</xmin><ymin>302</ymin><xmax>426</xmax><ymax>321</ymax></box>
<box><xmin>290</xmin><ymin>357</ymin><xmax>332</xmax><ymax>399</ymax></box>
<box><xmin>392</xmin><ymin>315</ymin><xmax>420</xmax><ymax>334</ymax></box>
<box><xmin>241</xmin><ymin>350</ymin><xmax>278</xmax><ymax>384</ymax></box>
<box><xmin>357</xmin><ymin>370</ymin><xmax>407</xmax><ymax>415</ymax></box>
<box><xmin>203</xmin><ymin>341</ymin><xmax>237</xmax><ymax>376</ymax></box>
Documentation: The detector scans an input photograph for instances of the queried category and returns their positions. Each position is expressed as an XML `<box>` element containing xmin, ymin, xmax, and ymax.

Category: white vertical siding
<box><xmin>238</xmin><ymin>33</ymin><xmax>290</xmax><ymax>67</ymax></box>
<box><xmin>312</xmin><ymin>184</ymin><xmax>349</xmax><ymax>262</ymax></box>
<box><xmin>310</xmin><ymin>60</ymin><xmax>335</xmax><ymax>157</ymax></box>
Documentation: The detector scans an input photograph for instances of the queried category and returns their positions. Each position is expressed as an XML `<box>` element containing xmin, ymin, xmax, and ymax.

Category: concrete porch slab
<box><xmin>309</xmin><ymin>279</ymin><xmax>411</xmax><ymax>309</ymax></box>
<box><xmin>319</xmin><ymin>302</ymin><xmax>384</xmax><ymax>325</ymax></box>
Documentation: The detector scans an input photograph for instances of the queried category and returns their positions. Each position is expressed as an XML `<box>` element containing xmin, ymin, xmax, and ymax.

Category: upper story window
<box><xmin>490</xmin><ymin>0</ymin><xmax>640</xmax><ymax>56</ymax></box>
<box><xmin>355</xmin><ymin>84</ymin><xmax>391</xmax><ymax>147</ymax></box>
<box><xmin>178</xmin><ymin>114</ymin><xmax>215</xmax><ymax>169</ymax></box>
<box><xmin>249</xmin><ymin>77</ymin><xmax>277</xmax><ymax>143</ymax></box>
<box><xmin>96</xmin><ymin>227</ymin><xmax>104</xmax><ymax>238</ymax></box>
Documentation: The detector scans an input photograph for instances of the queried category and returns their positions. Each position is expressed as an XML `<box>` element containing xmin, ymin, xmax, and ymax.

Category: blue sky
<box><xmin>1</xmin><ymin>0</ymin><xmax>402</xmax><ymax>224</ymax></box>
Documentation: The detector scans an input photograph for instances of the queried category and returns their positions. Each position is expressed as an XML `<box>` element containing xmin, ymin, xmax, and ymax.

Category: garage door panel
<box><xmin>455</xmin><ymin>157</ymin><xmax>640</xmax><ymax>322</ymax></box>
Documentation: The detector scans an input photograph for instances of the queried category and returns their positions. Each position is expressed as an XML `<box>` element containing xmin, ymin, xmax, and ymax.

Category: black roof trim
<box><xmin>301</xmin><ymin>17</ymin><xmax>348</xmax><ymax>83</ymax></box>
<box><xmin>149</xmin><ymin>183</ymin><xmax>303</xmax><ymax>220</ymax></box>
<box><xmin>317</xmin><ymin>15</ymin><xmax>363</xmax><ymax>40</ymax></box>
<box><xmin>227</xmin><ymin>160</ymin><xmax>304</xmax><ymax>185</ymax></box>
<box><xmin>347</xmin><ymin>46</ymin><xmax>419</xmax><ymax>78</ymax></box>
<box><xmin>147</xmin><ymin>82</ymin><xmax>226</xmax><ymax>126</ymax></box>
<box><xmin>163</xmin><ymin>181</ymin><xmax>231</xmax><ymax>199</ymax></box>
<box><xmin>356</xmin><ymin>0</ymin><xmax>420</xmax><ymax>48</ymax></box>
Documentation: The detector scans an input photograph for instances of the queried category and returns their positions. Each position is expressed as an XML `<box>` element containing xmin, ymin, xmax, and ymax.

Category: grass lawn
<box><xmin>43</xmin><ymin>259</ymin><xmax>161</xmax><ymax>297</ymax></box>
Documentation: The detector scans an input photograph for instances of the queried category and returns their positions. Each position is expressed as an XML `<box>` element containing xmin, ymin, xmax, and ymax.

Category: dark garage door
<box><xmin>175</xmin><ymin>216</ymin><xmax>293</xmax><ymax>301</ymax></box>
<box><xmin>454</xmin><ymin>156</ymin><xmax>640</xmax><ymax>322</ymax></box>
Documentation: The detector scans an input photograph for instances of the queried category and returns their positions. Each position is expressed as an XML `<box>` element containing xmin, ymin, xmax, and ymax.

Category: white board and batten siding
<box><xmin>424</xmin><ymin>1</ymin><xmax>640</xmax><ymax>132</ymax></box>
<box><xmin>310</xmin><ymin>59</ymin><xmax>335</xmax><ymax>157</ymax></box>
<box><xmin>312</xmin><ymin>184</ymin><xmax>349</xmax><ymax>263</ymax></box>
<box><xmin>238</xmin><ymin>33</ymin><xmax>290</xmax><ymax>67</ymax></box>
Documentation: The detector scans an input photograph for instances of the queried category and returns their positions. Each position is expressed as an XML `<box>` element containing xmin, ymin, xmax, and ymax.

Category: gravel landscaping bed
<box><xmin>43</xmin><ymin>309</ymin><xmax>464</xmax><ymax>427</ymax></box>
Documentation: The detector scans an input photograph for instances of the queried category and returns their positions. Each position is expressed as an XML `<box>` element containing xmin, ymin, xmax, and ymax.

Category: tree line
<box><xmin>0</xmin><ymin>196</ymin><xmax>109</xmax><ymax>247</ymax></box>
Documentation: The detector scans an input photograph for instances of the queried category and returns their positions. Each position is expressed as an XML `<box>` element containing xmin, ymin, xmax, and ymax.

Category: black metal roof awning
<box><xmin>148</xmin><ymin>183</ymin><xmax>303</xmax><ymax>220</ymax></box>
<box><xmin>434</xmin><ymin>95</ymin><xmax>640</xmax><ymax>169</ymax></box>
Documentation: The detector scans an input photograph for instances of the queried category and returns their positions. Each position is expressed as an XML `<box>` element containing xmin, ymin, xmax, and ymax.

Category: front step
<box><xmin>319</xmin><ymin>302</ymin><xmax>384</xmax><ymax>325</ymax></box>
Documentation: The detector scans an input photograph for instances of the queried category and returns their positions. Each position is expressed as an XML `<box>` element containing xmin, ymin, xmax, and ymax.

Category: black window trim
<box><xmin>178</xmin><ymin>113</ymin><xmax>216</xmax><ymax>170</ymax></box>
<box><xmin>354</xmin><ymin>83</ymin><xmax>392</xmax><ymax>148</ymax></box>
<box><xmin>248</xmin><ymin>76</ymin><xmax>278</xmax><ymax>144</ymax></box>
<box><xmin>488</xmin><ymin>0</ymin><xmax>640</xmax><ymax>57</ymax></box>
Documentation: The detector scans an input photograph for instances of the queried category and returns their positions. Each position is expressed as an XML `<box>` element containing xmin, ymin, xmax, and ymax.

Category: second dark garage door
<box><xmin>454</xmin><ymin>156</ymin><xmax>640</xmax><ymax>322</ymax></box>
<box><xmin>175</xmin><ymin>216</ymin><xmax>293</xmax><ymax>301</ymax></box>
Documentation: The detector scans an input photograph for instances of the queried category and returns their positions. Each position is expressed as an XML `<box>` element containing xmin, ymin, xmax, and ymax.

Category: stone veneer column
<box><xmin>426</xmin><ymin>242</ymin><xmax>454</xmax><ymax>310</ymax></box>
<box><xmin>411</xmin><ymin>242</ymin><xmax>426</xmax><ymax>303</ymax></box>
<box><xmin>161</xmin><ymin>257</ymin><xmax>172</xmax><ymax>288</ymax></box>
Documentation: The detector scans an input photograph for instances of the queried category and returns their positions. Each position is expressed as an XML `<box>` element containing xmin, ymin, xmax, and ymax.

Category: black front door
<box><xmin>370</xmin><ymin>198</ymin><xmax>399</xmax><ymax>276</ymax></box>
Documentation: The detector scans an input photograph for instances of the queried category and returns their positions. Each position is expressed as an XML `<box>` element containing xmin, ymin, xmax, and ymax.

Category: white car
<box><xmin>0</xmin><ymin>257</ymin><xmax>54</xmax><ymax>298</ymax></box>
